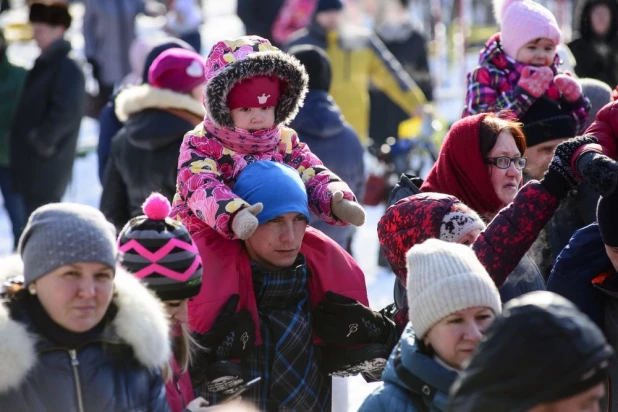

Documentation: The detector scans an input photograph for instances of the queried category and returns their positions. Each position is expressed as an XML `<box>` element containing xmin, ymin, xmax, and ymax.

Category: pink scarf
<box><xmin>203</xmin><ymin>117</ymin><xmax>281</xmax><ymax>154</ymax></box>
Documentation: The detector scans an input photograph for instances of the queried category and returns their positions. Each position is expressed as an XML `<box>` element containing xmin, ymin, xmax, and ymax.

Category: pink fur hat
<box><xmin>494</xmin><ymin>0</ymin><xmax>562</xmax><ymax>59</ymax></box>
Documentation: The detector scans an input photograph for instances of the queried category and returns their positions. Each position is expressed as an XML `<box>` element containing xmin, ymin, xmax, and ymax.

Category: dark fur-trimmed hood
<box><xmin>0</xmin><ymin>264</ymin><xmax>171</xmax><ymax>393</ymax></box>
<box><xmin>204</xmin><ymin>36</ymin><xmax>308</xmax><ymax>128</ymax></box>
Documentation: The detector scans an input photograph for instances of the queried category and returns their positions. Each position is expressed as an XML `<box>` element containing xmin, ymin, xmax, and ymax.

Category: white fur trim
<box><xmin>115</xmin><ymin>84</ymin><xmax>205</xmax><ymax>122</ymax></box>
<box><xmin>0</xmin><ymin>301</ymin><xmax>37</xmax><ymax>393</ymax></box>
<box><xmin>0</xmin><ymin>267</ymin><xmax>171</xmax><ymax>393</ymax></box>
<box><xmin>111</xmin><ymin>268</ymin><xmax>171</xmax><ymax>370</ymax></box>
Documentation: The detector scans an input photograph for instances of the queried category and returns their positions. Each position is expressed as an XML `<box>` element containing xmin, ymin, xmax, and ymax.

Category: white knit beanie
<box><xmin>406</xmin><ymin>239</ymin><xmax>502</xmax><ymax>339</ymax></box>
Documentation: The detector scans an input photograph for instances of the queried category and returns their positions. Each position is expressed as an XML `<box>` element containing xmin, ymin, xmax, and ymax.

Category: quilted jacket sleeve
<box><xmin>284</xmin><ymin>128</ymin><xmax>357</xmax><ymax>226</ymax></box>
<box><xmin>464</xmin><ymin>66</ymin><xmax>535</xmax><ymax>118</ymax></box>
<box><xmin>176</xmin><ymin>133</ymin><xmax>250</xmax><ymax>240</ymax></box>
<box><xmin>473</xmin><ymin>181</ymin><xmax>560</xmax><ymax>287</ymax></box>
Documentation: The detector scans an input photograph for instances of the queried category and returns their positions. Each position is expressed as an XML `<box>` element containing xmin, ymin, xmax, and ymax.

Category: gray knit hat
<box><xmin>18</xmin><ymin>203</ymin><xmax>117</xmax><ymax>285</ymax></box>
<box><xmin>406</xmin><ymin>239</ymin><xmax>501</xmax><ymax>339</ymax></box>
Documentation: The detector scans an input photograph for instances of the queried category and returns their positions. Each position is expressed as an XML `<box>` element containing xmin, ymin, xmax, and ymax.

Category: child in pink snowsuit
<box><xmin>464</xmin><ymin>0</ymin><xmax>590</xmax><ymax>133</ymax></box>
<box><xmin>171</xmin><ymin>35</ymin><xmax>365</xmax><ymax>240</ymax></box>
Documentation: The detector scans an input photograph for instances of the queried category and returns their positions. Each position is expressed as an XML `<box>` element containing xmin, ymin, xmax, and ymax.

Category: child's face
<box><xmin>515</xmin><ymin>38</ymin><xmax>557</xmax><ymax>67</ymax></box>
<box><xmin>230</xmin><ymin>106</ymin><xmax>276</xmax><ymax>131</ymax></box>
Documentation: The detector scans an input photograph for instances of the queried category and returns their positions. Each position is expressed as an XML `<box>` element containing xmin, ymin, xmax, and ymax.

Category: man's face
<box><xmin>529</xmin><ymin>382</ymin><xmax>605</xmax><ymax>412</ymax></box>
<box><xmin>32</xmin><ymin>23</ymin><xmax>65</xmax><ymax>51</ymax></box>
<box><xmin>524</xmin><ymin>138</ymin><xmax>568</xmax><ymax>181</ymax></box>
<box><xmin>244</xmin><ymin>212</ymin><xmax>308</xmax><ymax>270</ymax></box>
<box><xmin>605</xmin><ymin>245</ymin><xmax>618</xmax><ymax>273</ymax></box>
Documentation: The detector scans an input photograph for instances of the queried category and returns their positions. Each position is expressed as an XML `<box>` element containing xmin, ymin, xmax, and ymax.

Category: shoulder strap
<box><xmin>393</xmin><ymin>345</ymin><xmax>435</xmax><ymax>412</ymax></box>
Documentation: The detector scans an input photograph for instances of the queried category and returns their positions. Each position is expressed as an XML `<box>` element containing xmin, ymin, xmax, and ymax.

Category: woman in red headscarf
<box><xmin>418</xmin><ymin>113</ymin><xmax>597</xmax><ymax>300</ymax></box>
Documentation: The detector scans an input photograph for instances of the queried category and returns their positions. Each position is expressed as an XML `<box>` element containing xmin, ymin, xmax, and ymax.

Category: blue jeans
<box><xmin>0</xmin><ymin>167</ymin><xmax>26</xmax><ymax>250</ymax></box>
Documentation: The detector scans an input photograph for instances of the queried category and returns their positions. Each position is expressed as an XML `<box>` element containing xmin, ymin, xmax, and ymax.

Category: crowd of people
<box><xmin>2</xmin><ymin>0</ymin><xmax>618</xmax><ymax>411</ymax></box>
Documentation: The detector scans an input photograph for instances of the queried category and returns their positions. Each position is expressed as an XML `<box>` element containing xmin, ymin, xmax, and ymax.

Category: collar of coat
<box><xmin>115</xmin><ymin>84</ymin><xmax>206</xmax><ymax>122</ymax></box>
<box><xmin>0</xmin><ymin>267</ymin><xmax>171</xmax><ymax>394</ymax></box>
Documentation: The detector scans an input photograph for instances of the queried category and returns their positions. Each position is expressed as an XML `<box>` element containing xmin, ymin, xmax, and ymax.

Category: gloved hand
<box><xmin>194</xmin><ymin>295</ymin><xmax>255</xmax><ymax>360</ymax></box>
<box><xmin>231</xmin><ymin>203</ymin><xmax>263</xmax><ymax>240</ymax></box>
<box><xmin>541</xmin><ymin>135</ymin><xmax>599</xmax><ymax>199</ymax></box>
<box><xmin>331</xmin><ymin>191</ymin><xmax>366</xmax><ymax>226</ymax></box>
<box><xmin>554</xmin><ymin>73</ymin><xmax>582</xmax><ymax>103</ymax></box>
<box><xmin>577</xmin><ymin>152</ymin><xmax>618</xmax><ymax>197</ymax></box>
<box><xmin>313</xmin><ymin>292</ymin><xmax>393</xmax><ymax>345</ymax></box>
<box><xmin>517</xmin><ymin>66</ymin><xmax>553</xmax><ymax>98</ymax></box>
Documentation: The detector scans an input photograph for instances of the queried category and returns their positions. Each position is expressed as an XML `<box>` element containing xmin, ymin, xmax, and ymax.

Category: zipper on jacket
<box><xmin>69</xmin><ymin>349</ymin><xmax>86</xmax><ymax>412</ymax></box>
<box><xmin>175</xmin><ymin>374</ymin><xmax>186</xmax><ymax>408</ymax></box>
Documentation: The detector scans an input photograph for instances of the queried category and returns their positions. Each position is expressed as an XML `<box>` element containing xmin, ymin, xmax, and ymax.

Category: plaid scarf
<box><xmin>243</xmin><ymin>255</ymin><xmax>332</xmax><ymax>411</ymax></box>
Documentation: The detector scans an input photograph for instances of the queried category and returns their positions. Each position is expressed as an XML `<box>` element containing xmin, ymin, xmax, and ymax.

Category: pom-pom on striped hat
<box><xmin>118</xmin><ymin>193</ymin><xmax>203</xmax><ymax>301</ymax></box>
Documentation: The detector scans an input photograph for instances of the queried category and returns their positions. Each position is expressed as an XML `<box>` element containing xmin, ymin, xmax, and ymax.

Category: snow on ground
<box><xmin>0</xmin><ymin>1</ymin><xmax>469</xmax><ymax>409</ymax></box>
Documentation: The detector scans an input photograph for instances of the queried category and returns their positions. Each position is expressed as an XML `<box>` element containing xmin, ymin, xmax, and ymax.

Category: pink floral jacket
<box><xmin>171</xmin><ymin>122</ymin><xmax>355</xmax><ymax>238</ymax></box>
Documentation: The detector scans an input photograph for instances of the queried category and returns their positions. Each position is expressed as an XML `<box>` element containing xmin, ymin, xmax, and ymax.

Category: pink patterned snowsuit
<box><xmin>171</xmin><ymin>36</ymin><xmax>357</xmax><ymax>239</ymax></box>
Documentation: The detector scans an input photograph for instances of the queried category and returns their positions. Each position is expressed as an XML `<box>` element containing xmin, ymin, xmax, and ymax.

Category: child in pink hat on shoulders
<box><xmin>464</xmin><ymin>0</ymin><xmax>591</xmax><ymax>134</ymax></box>
<box><xmin>171</xmin><ymin>35</ymin><xmax>365</xmax><ymax>241</ymax></box>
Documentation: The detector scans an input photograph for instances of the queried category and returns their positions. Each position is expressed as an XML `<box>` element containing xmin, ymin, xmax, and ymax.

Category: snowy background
<box><xmin>0</xmin><ymin>0</ymin><xmax>470</xmax><ymax>409</ymax></box>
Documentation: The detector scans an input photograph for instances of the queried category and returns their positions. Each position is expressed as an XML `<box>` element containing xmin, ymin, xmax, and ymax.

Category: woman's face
<box><xmin>424</xmin><ymin>307</ymin><xmax>495</xmax><ymax>369</ymax></box>
<box><xmin>486</xmin><ymin>130</ymin><xmax>523</xmax><ymax>208</ymax></box>
<box><xmin>165</xmin><ymin>299</ymin><xmax>189</xmax><ymax>325</ymax></box>
<box><xmin>591</xmin><ymin>4</ymin><xmax>612</xmax><ymax>37</ymax></box>
<box><xmin>34</xmin><ymin>262</ymin><xmax>115</xmax><ymax>333</ymax></box>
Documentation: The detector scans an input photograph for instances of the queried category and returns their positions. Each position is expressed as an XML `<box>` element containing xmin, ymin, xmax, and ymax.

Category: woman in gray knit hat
<box><xmin>360</xmin><ymin>239</ymin><xmax>502</xmax><ymax>412</ymax></box>
<box><xmin>0</xmin><ymin>203</ymin><xmax>172</xmax><ymax>411</ymax></box>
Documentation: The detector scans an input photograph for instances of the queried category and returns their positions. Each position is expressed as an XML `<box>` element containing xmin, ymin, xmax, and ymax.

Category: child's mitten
<box><xmin>577</xmin><ymin>152</ymin><xmax>618</xmax><ymax>197</ymax></box>
<box><xmin>331</xmin><ymin>191</ymin><xmax>366</xmax><ymax>226</ymax></box>
<box><xmin>517</xmin><ymin>66</ymin><xmax>554</xmax><ymax>98</ymax></box>
<box><xmin>231</xmin><ymin>203</ymin><xmax>263</xmax><ymax>240</ymax></box>
<box><xmin>554</xmin><ymin>73</ymin><xmax>583</xmax><ymax>103</ymax></box>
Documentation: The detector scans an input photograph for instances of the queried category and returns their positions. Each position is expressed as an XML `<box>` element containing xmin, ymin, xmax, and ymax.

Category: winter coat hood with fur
<box><xmin>0</xmin><ymin>267</ymin><xmax>172</xmax><ymax>411</ymax></box>
<box><xmin>203</xmin><ymin>35</ymin><xmax>308</xmax><ymax>128</ymax></box>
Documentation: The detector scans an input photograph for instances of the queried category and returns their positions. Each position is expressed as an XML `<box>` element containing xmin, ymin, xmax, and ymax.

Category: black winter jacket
<box><xmin>0</xmin><ymin>269</ymin><xmax>172</xmax><ymax>411</ymax></box>
<box><xmin>100</xmin><ymin>85</ymin><xmax>204</xmax><ymax>231</ymax></box>
<box><xmin>568</xmin><ymin>0</ymin><xmax>618</xmax><ymax>87</ymax></box>
<box><xmin>10</xmin><ymin>38</ymin><xmax>85</xmax><ymax>201</ymax></box>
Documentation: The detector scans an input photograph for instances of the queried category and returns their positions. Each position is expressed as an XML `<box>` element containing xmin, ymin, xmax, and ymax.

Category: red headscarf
<box><xmin>420</xmin><ymin>113</ymin><xmax>503</xmax><ymax>217</ymax></box>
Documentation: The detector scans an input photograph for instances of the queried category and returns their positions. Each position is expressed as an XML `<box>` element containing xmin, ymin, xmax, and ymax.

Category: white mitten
<box><xmin>231</xmin><ymin>203</ymin><xmax>263</xmax><ymax>240</ymax></box>
<box><xmin>330</xmin><ymin>191</ymin><xmax>366</xmax><ymax>226</ymax></box>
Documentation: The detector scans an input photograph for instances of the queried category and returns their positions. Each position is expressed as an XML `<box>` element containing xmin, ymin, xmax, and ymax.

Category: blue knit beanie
<box><xmin>316</xmin><ymin>0</ymin><xmax>343</xmax><ymax>13</ymax></box>
<box><xmin>233</xmin><ymin>161</ymin><xmax>310</xmax><ymax>225</ymax></box>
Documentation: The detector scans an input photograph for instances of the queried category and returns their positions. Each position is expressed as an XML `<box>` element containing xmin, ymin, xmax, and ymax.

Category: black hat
<box><xmin>288</xmin><ymin>45</ymin><xmax>332</xmax><ymax>91</ymax></box>
<box><xmin>520</xmin><ymin>96</ymin><xmax>577</xmax><ymax>147</ymax></box>
<box><xmin>449</xmin><ymin>291</ymin><xmax>613</xmax><ymax>411</ymax></box>
<box><xmin>597</xmin><ymin>191</ymin><xmax>618</xmax><ymax>247</ymax></box>
<box><xmin>117</xmin><ymin>193</ymin><xmax>203</xmax><ymax>301</ymax></box>
<box><xmin>29</xmin><ymin>2</ymin><xmax>72</xmax><ymax>29</ymax></box>
<box><xmin>316</xmin><ymin>0</ymin><xmax>343</xmax><ymax>13</ymax></box>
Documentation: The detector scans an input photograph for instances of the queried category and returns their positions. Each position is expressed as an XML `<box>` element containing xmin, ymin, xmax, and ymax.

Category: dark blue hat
<box><xmin>316</xmin><ymin>0</ymin><xmax>343</xmax><ymax>13</ymax></box>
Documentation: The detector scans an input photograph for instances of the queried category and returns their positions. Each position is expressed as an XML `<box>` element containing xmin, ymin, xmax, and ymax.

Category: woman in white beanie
<box><xmin>359</xmin><ymin>239</ymin><xmax>502</xmax><ymax>412</ymax></box>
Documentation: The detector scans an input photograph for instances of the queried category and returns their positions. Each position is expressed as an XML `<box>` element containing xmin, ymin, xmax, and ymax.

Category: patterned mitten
<box><xmin>577</xmin><ymin>152</ymin><xmax>618</xmax><ymax>197</ymax></box>
<box><xmin>331</xmin><ymin>191</ymin><xmax>366</xmax><ymax>226</ymax></box>
<box><xmin>554</xmin><ymin>73</ymin><xmax>582</xmax><ymax>103</ymax></box>
<box><xmin>231</xmin><ymin>203</ymin><xmax>263</xmax><ymax>240</ymax></box>
<box><xmin>548</xmin><ymin>135</ymin><xmax>599</xmax><ymax>188</ymax></box>
<box><xmin>517</xmin><ymin>66</ymin><xmax>554</xmax><ymax>98</ymax></box>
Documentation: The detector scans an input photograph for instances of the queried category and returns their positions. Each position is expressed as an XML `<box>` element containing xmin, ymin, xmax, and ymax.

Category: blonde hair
<box><xmin>162</xmin><ymin>318</ymin><xmax>203</xmax><ymax>383</ymax></box>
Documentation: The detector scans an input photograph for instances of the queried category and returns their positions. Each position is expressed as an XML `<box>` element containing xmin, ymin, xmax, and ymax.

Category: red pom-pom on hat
<box><xmin>142</xmin><ymin>193</ymin><xmax>171</xmax><ymax>220</ymax></box>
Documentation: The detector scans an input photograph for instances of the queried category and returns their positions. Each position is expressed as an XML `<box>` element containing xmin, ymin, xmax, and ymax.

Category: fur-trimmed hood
<box><xmin>115</xmin><ymin>84</ymin><xmax>205</xmax><ymax>122</ymax></box>
<box><xmin>0</xmin><ymin>267</ymin><xmax>171</xmax><ymax>393</ymax></box>
<box><xmin>204</xmin><ymin>35</ymin><xmax>308</xmax><ymax>128</ymax></box>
